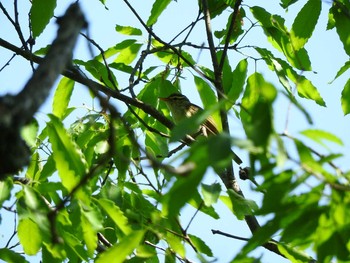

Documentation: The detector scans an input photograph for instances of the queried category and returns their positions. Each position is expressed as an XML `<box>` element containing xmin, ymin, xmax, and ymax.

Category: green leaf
<box><xmin>152</xmin><ymin>45</ymin><xmax>196</xmax><ymax>67</ymax></box>
<box><xmin>217</xmin><ymin>10</ymin><xmax>245</xmax><ymax>45</ymax></box>
<box><xmin>341</xmin><ymin>78</ymin><xmax>350</xmax><ymax>115</ymax></box>
<box><xmin>300</xmin><ymin>129</ymin><xmax>343</xmax><ymax>147</ymax></box>
<box><xmin>329</xmin><ymin>60</ymin><xmax>350</xmax><ymax>83</ymax></box>
<box><xmin>251</xmin><ymin>6</ymin><xmax>311</xmax><ymax>70</ymax></box>
<box><xmin>162</xmin><ymin>140</ymin><xmax>209</xmax><ymax>216</ymax></box>
<box><xmin>165</xmin><ymin>248</ymin><xmax>176</xmax><ymax>262</ymax></box>
<box><xmin>201</xmin><ymin>183</ymin><xmax>221</xmax><ymax>207</ymax></box>
<box><xmin>21</xmin><ymin>119</ymin><xmax>39</xmax><ymax>148</ymax></box>
<box><xmin>78</xmin><ymin>59</ymin><xmax>118</xmax><ymax>89</ymax></box>
<box><xmin>25</xmin><ymin>152</ymin><xmax>41</xmax><ymax>181</ymax></box>
<box><xmin>241</xmin><ymin>73</ymin><xmax>276</xmax><ymax>148</ymax></box>
<box><xmin>163</xmin><ymin>165</ymin><xmax>206</xmax><ymax>216</ymax></box>
<box><xmin>147</xmin><ymin>0</ymin><xmax>172</xmax><ymax>26</ymax></box>
<box><xmin>95</xmin><ymin>198</ymin><xmax>132</xmax><ymax>235</ymax></box>
<box><xmin>30</xmin><ymin>0</ymin><xmax>57</xmax><ymax>37</ymax></box>
<box><xmin>115</xmin><ymin>24</ymin><xmax>142</xmax><ymax>36</ymax></box>
<box><xmin>145</xmin><ymin>131</ymin><xmax>168</xmax><ymax>157</ymax></box>
<box><xmin>96</xmin><ymin>230</ymin><xmax>145</xmax><ymax>263</ymax></box>
<box><xmin>47</xmin><ymin>114</ymin><xmax>88</xmax><ymax>193</ymax></box>
<box><xmin>60</xmin><ymin>229</ymin><xmax>88</xmax><ymax>261</ymax></box>
<box><xmin>278</xmin><ymin>242</ymin><xmax>316</xmax><ymax>262</ymax></box>
<box><xmin>166</xmin><ymin>232</ymin><xmax>185</xmax><ymax>258</ymax></box>
<box><xmin>199</xmin><ymin>0</ymin><xmax>233</xmax><ymax>18</ymax></box>
<box><xmin>294</xmin><ymin>139</ymin><xmax>335</xmax><ymax>182</ymax></box>
<box><xmin>255</xmin><ymin>47</ymin><xmax>293</xmax><ymax>93</ymax></box>
<box><xmin>79</xmin><ymin>203</ymin><xmax>103</xmax><ymax>256</ymax></box>
<box><xmin>53</xmin><ymin>77</ymin><xmax>75</xmax><ymax>119</ymax></box>
<box><xmin>256</xmin><ymin>46</ymin><xmax>325</xmax><ymax>106</ymax></box>
<box><xmin>169</xmin><ymin>113</ymin><xmax>203</xmax><ymax>142</ymax></box>
<box><xmin>194</xmin><ymin>75</ymin><xmax>221</xmax><ymax>128</ymax></box>
<box><xmin>221</xmin><ymin>190</ymin><xmax>258</xmax><ymax>220</ymax></box>
<box><xmin>0</xmin><ymin>248</ymin><xmax>28</xmax><ymax>263</ymax></box>
<box><xmin>18</xmin><ymin>218</ymin><xmax>42</xmax><ymax>255</ymax></box>
<box><xmin>239</xmin><ymin>218</ymin><xmax>281</xmax><ymax>257</ymax></box>
<box><xmin>280</xmin><ymin>0</ymin><xmax>299</xmax><ymax>9</ymax></box>
<box><xmin>109</xmin><ymin>62</ymin><xmax>146</xmax><ymax>79</ymax></box>
<box><xmin>290</xmin><ymin>0</ymin><xmax>321</xmax><ymax>50</ymax></box>
<box><xmin>0</xmin><ymin>178</ymin><xmax>12</xmax><ymax>207</ymax></box>
<box><xmin>331</xmin><ymin>2</ymin><xmax>350</xmax><ymax>55</ymax></box>
<box><xmin>297</xmin><ymin>76</ymin><xmax>326</xmax><ymax>106</ymax></box>
<box><xmin>115</xmin><ymin>43</ymin><xmax>142</xmax><ymax>65</ymax></box>
<box><xmin>227</xmin><ymin>59</ymin><xmax>248</xmax><ymax>107</ymax></box>
<box><xmin>208</xmin><ymin>134</ymin><xmax>232</xmax><ymax>172</ymax></box>
<box><xmin>188</xmin><ymin>190</ymin><xmax>220</xmax><ymax>219</ymax></box>
<box><xmin>188</xmin><ymin>234</ymin><xmax>213</xmax><ymax>257</ymax></box>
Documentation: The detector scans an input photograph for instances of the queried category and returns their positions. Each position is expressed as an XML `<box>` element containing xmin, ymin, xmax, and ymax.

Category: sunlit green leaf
<box><xmin>221</xmin><ymin>190</ymin><xmax>258</xmax><ymax>220</ymax></box>
<box><xmin>194</xmin><ymin>75</ymin><xmax>221</xmax><ymax>129</ymax></box>
<box><xmin>227</xmin><ymin>59</ymin><xmax>248</xmax><ymax>107</ymax></box>
<box><xmin>241</xmin><ymin>73</ymin><xmax>276</xmax><ymax>148</ymax></box>
<box><xmin>341</xmin><ymin>78</ymin><xmax>350</xmax><ymax>115</ymax></box>
<box><xmin>30</xmin><ymin>0</ymin><xmax>56</xmax><ymax>37</ymax></box>
<box><xmin>77</xmin><ymin>59</ymin><xmax>118</xmax><ymax>89</ymax></box>
<box><xmin>115</xmin><ymin>43</ymin><xmax>142</xmax><ymax>65</ymax></box>
<box><xmin>95</xmin><ymin>198</ymin><xmax>132</xmax><ymax>235</ymax></box>
<box><xmin>152</xmin><ymin>44</ymin><xmax>196</xmax><ymax>67</ymax></box>
<box><xmin>297</xmin><ymin>76</ymin><xmax>326</xmax><ymax>106</ymax></box>
<box><xmin>331</xmin><ymin>2</ymin><xmax>350</xmax><ymax>55</ymax></box>
<box><xmin>290</xmin><ymin>0</ymin><xmax>321</xmax><ymax>50</ymax></box>
<box><xmin>329</xmin><ymin>60</ymin><xmax>350</xmax><ymax>83</ymax></box>
<box><xmin>25</xmin><ymin>152</ymin><xmax>41</xmax><ymax>181</ymax></box>
<box><xmin>145</xmin><ymin>131</ymin><xmax>168</xmax><ymax>157</ymax></box>
<box><xmin>47</xmin><ymin>114</ymin><xmax>88</xmax><ymax>194</ymax></box>
<box><xmin>300</xmin><ymin>129</ymin><xmax>343</xmax><ymax>147</ymax></box>
<box><xmin>0</xmin><ymin>248</ymin><xmax>28</xmax><ymax>263</ymax></box>
<box><xmin>53</xmin><ymin>77</ymin><xmax>75</xmax><ymax>119</ymax></box>
<box><xmin>201</xmin><ymin>183</ymin><xmax>221</xmax><ymax>207</ymax></box>
<box><xmin>115</xmin><ymin>24</ymin><xmax>142</xmax><ymax>36</ymax></box>
<box><xmin>294</xmin><ymin>139</ymin><xmax>335</xmax><ymax>182</ymax></box>
<box><xmin>278</xmin><ymin>242</ymin><xmax>316</xmax><ymax>262</ymax></box>
<box><xmin>80</xmin><ymin>203</ymin><xmax>103</xmax><ymax>256</ymax></box>
<box><xmin>251</xmin><ymin>6</ymin><xmax>311</xmax><ymax>70</ymax></box>
<box><xmin>166</xmin><ymin>231</ymin><xmax>185</xmax><ymax>257</ymax></box>
<box><xmin>96</xmin><ymin>230</ymin><xmax>145</xmax><ymax>263</ymax></box>
<box><xmin>21</xmin><ymin>119</ymin><xmax>39</xmax><ymax>148</ymax></box>
<box><xmin>18</xmin><ymin>218</ymin><xmax>42</xmax><ymax>255</ymax></box>
<box><xmin>188</xmin><ymin>234</ymin><xmax>213</xmax><ymax>257</ymax></box>
<box><xmin>0</xmin><ymin>178</ymin><xmax>12</xmax><ymax>208</ymax></box>
<box><xmin>147</xmin><ymin>0</ymin><xmax>172</xmax><ymax>26</ymax></box>
<box><xmin>188</xmin><ymin>190</ymin><xmax>220</xmax><ymax>219</ymax></box>
<box><xmin>60</xmin><ymin>229</ymin><xmax>88</xmax><ymax>261</ymax></box>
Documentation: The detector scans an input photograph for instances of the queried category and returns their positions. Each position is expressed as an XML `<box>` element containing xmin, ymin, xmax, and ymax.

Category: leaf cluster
<box><xmin>0</xmin><ymin>0</ymin><xmax>349</xmax><ymax>262</ymax></box>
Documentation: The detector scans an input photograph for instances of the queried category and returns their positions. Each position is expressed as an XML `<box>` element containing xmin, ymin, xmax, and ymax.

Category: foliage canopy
<box><xmin>0</xmin><ymin>0</ymin><xmax>349</xmax><ymax>262</ymax></box>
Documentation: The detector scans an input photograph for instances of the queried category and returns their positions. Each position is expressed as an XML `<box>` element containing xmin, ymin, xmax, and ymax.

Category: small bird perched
<box><xmin>159</xmin><ymin>93</ymin><xmax>242</xmax><ymax>165</ymax></box>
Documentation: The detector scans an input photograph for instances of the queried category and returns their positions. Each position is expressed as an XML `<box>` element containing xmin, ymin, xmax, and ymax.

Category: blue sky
<box><xmin>0</xmin><ymin>1</ymin><xmax>349</xmax><ymax>262</ymax></box>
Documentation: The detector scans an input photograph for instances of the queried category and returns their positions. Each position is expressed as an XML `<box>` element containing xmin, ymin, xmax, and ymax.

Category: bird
<box><xmin>159</xmin><ymin>93</ymin><xmax>242</xmax><ymax>165</ymax></box>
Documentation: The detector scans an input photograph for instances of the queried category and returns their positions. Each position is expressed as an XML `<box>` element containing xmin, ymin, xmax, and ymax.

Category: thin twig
<box><xmin>218</xmin><ymin>0</ymin><xmax>243</xmax><ymax>71</ymax></box>
<box><xmin>211</xmin><ymin>229</ymin><xmax>250</xmax><ymax>241</ymax></box>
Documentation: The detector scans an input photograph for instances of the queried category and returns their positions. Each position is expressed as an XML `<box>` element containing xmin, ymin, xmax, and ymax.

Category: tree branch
<box><xmin>218</xmin><ymin>0</ymin><xmax>243</xmax><ymax>71</ymax></box>
<box><xmin>0</xmin><ymin>3</ymin><xmax>86</xmax><ymax>177</ymax></box>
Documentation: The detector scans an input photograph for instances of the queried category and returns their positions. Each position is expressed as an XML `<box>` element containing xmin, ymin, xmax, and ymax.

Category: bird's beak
<box><xmin>159</xmin><ymin>97</ymin><xmax>168</xmax><ymax>101</ymax></box>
